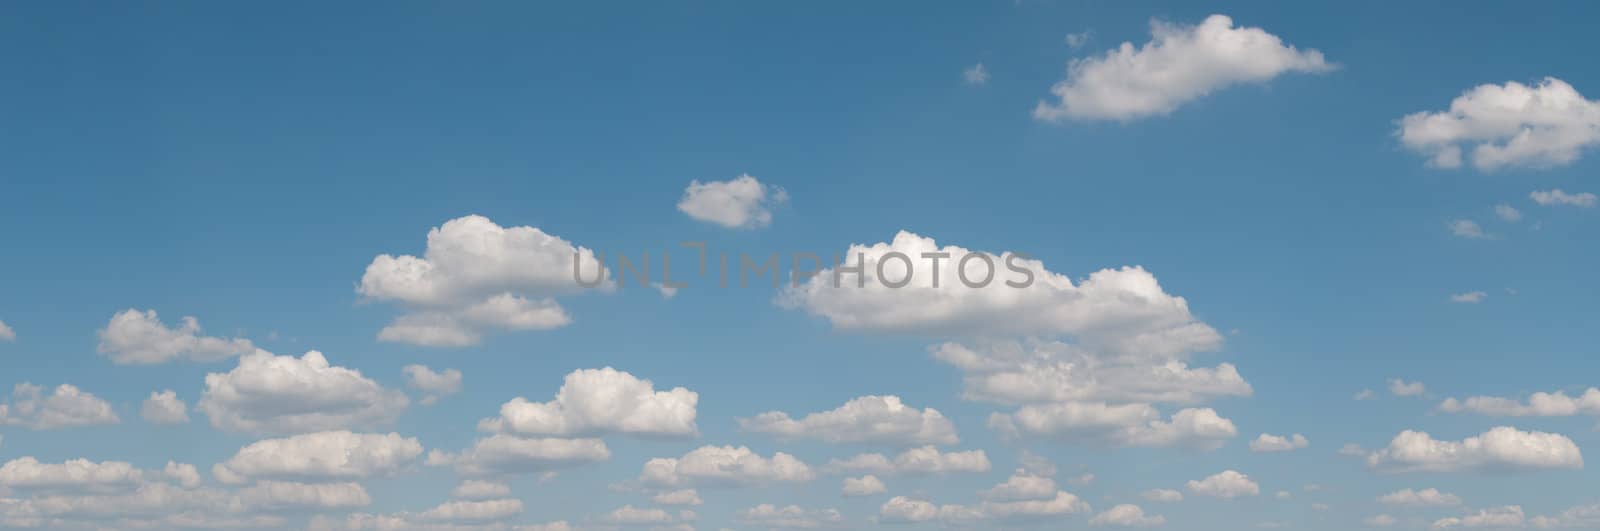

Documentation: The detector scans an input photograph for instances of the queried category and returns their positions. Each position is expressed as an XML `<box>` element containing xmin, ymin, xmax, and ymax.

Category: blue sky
<box><xmin>2</xmin><ymin>2</ymin><xmax>1599</xmax><ymax>530</ymax></box>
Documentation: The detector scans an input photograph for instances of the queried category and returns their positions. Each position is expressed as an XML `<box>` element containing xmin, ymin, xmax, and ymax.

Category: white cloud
<box><xmin>198</xmin><ymin>350</ymin><xmax>409</xmax><ymax>434</ymax></box>
<box><xmin>1398</xmin><ymin>77</ymin><xmax>1600</xmax><ymax>170</ymax></box>
<box><xmin>415</xmin><ymin>499</ymin><xmax>525</xmax><ymax>523</ymax></box>
<box><xmin>964</xmin><ymin>63</ymin><xmax>990</xmax><ymax>85</ymax></box>
<box><xmin>878</xmin><ymin>491</ymin><xmax>1091</xmax><ymax>523</ymax></box>
<box><xmin>238</xmin><ymin>481</ymin><xmax>372</xmax><ymax>511</ymax></box>
<box><xmin>359</xmin><ymin>215</ymin><xmax>609</xmax><ymax>347</ymax></box>
<box><xmin>1439</xmin><ymin>388</ymin><xmax>1600</xmax><ymax>417</ymax></box>
<box><xmin>877</xmin><ymin>496</ymin><xmax>984</xmax><ymax>523</ymax></box>
<box><xmin>478</xmin><ymin>367</ymin><xmax>697</xmax><ymax>438</ymax></box>
<box><xmin>841</xmin><ymin>475</ymin><xmax>886</xmax><ymax>497</ymax></box>
<box><xmin>0</xmin><ymin>457</ymin><xmax>149</xmax><ymax>491</ymax></box>
<box><xmin>652</xmin><ymin>488</ymin><xmax>703</xmax><ymax>506</ymax></box>
<box><xmin>979</xmin><ymin>469</ymin><xmax>1058</xmax><ymax>501</ymax></box>
<box><xmin>990</xmin><ymin>403</ymin><xmax>1237</xmax><ymax>450</ymax></box>
<box><xmin>140</xmin><ymin>389</ymin><xmax>190</xmax><ymax>425</ymax></box>
<box><xmin>1531</xmin><ymin>189</ymin><xmax>1598</xmax><ymax>207</ymax></box>
<box><xmin>1366</xmin><ymin>426</ymin><xmax>1583</xmax><ymax>473</ymax></box>
<box><xmin>1249</xmin><ymin>433</ymin><xmax>1309</xmax><ymax>453</ymax></box>
<box><xmin>932</xmin><ymin>341</ymin><xmax>1251</xmax><ymax>406</ymax></box>
<box><xmin>1091</xmin><ymin>504</ymin><xmax>1166</xmax><ymax>527</ymax></box>
<box><xmin>0</xmin><ymin>319</ymin><xmax>13</xmax><ymax>341</ymax></box>
<box><xmin>313</xmin><ymin>512</ymin><xmax>569</xmax><ymax>530</ymax></box>
<box><xmin>639</xmin><ymin>445</ymin><xmax>814</xmax><ymax>487</ymax></box>
<box><xmin>677</xmin><ymin>174</ymin><xmax>787</xmax><ymax>229</ymax></box>
<box><xmin>451</xmin><ymin>480</ymin><xmax>511</xmax><ymax>500</ymax></box>
<box><xmin>403</xmin><ymin>365</ymin><xmax>463</xmax><ymax>406</ymax></box>
<box><xmin>737</xmin><ymin>504</ymin><xmax>844</xmax><ymax>528</ymax></box>
<box><xmin>1142</xmin><ymin>489</ymin><xmax>1184</xmax><ymax>503</ymax></box>
<box><xmin>1450</xmin><ymin>291</ymin><xmax>1488</xmax><ymax>304</ymax></box>
<box><xmin>213</xmin><ymin>431</ymin><xmax>424</xmax><ymax>484</ymax></box>
<box><xmin>740</xmin><ymin>395</ymin><xmax>957</xmax><ymax>446</ymax></box>
<box><xmin>1450</xmin><ymin>220</ymin><xmax>1487</xmax><ymax>239</ymax></box>
<box><xmin>780</xmin><ymin>232</ymin><xmax>1222</xmax><ymax>356</ymax></box>
<box><xmin>1354</xmin><ymin>389</ymin><xmax>1376</xmax><ymax>400</ymax></box>
<box><xmin>603</xmin><ymin>505</ymin><xmax>679</xmax><ymax>526</ymax></box>
<box><xmin>426</xmin><ymin>434</ymin><xmax>610</xmax><ymax>477</ymax></box>
<box><xmin>1495</xmin><ymin>204</ymin><xmax>1523</xmax><ymax>222</ymax></box>
<box><xmin>1033</xmin><ymin>14</ymin><xmax>1331</xmax><ymax>121</ymax></box>
<box><xmin>1366</xmin><ymin>514</ymin><xmax>1398</xmax><ymax>527</ymax></box>
<box><xmin>1186</xmin><ymin>470</ymin><xmax>1260</xmax><ymax>499</ymax></box>
<box><xmin>1432</xmin><ymin>506</ymin><xmax>1526</xmax><ymax>529</ymax></box>
<box><xmin>823</xmin><ymin>446</ymin><xmax>990</xmax><ymax>476</ymax></box>
<box><xmin>0</xmin><ymin>383</ymin><xmax>119</xmax><ymax>430</ymax></box>
<box><xmin>1389</xmin><ymin>379</ymin><xmax>1426</xmax><ymax>397</ymax></box>
<box><xmin>1378</xmin><ymin>488</ymin><xmax>1462</xmax><ymax>507</ymax></box>
<box><xmin>1065</xmin><ymin>30</ymin><xmax>1093</xmax><ymax>49</ymax></box>
<box><xmin>96</xmin><ymin>309</ymin><xmax>260</xmax><ymax>364</ymax></box>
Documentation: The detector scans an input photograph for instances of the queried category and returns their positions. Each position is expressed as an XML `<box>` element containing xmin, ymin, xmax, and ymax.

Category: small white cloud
<box><xmin>1389</xmin><ymin>379</ymin><xmax>1426</xmax><ymax>397</ymax></box>
<box><xmin>1449</xmin><ymin>220</ymin><xmax>1487</xmax><ymax>239</ymax></box>
<box><xmin>403</xmin><ymin>364</ymin><xmax>462</xmax><ymax>406</ymax></box>
<box><xmin>0</xmin><ymin>319</ymin><xmax>14</xmax><ymax>341</ymax></box>
<box><xmin>1398</xmin><ymin>78</ymin><xmax>1600</xmax><ymax>171</ymax></box>
<box><xmin>140</xmin><ymin>390</ymin><xmax>190</xmax><ymax>425</ymax></box>
<box><xmin>1432</xmin><ymin>506</ymin><xmax>1526</xmax><ymax>529</ymax></box>
<box><xmin>213</xmin><ymin>431</ymin><xmax>424</xmax><ymax>484</ymax></box>
<box><xmin>1034</xmin><ymin>14</ymin><xmax>1332</xmax><ymax>121</ymax></box>
<box><xmin>842</xmin><ymin>475</ymin><xmax>886</xmax><ymax>497</ymax></box>
<box><xmin>1450</xmin><ymin>291</ymin><xmax>1488</xmax><ymax>304</ymax></box>
<box><xmin>96</xmin><ymin>309</ymin><xmax>259</xmax><ymax>364</ymax></box>
<box><xmin>198</xmin><ymin>350</ymin><xmax>409</xmax><ymax>435</ymax></box>
<box><xmin>823</xmin><ymin>446</ymin><xmax>991</xmax><ymax>476</ymax></box>
<box><xmin>652</xmin><ymin>488</ymin><xmax>703</xmax><ymax>506</ymax></box>
<box><xmin>1090</xmin><ymin>504</ymin><xmax>1165</xmax><ymax>527</ymax></box>
<box><xmin>677</xmin><ymin>174</ymin><xmax>786</xmax><ymax>229</ymax></box>
<box><xmin>737</xmin><ymin>504</ymin><xmax>844</xmax><ymax>528</ymax></box>
<box><xmin>1354</xmin><ymin>389</ymin><xmax>1376</xmax><ymax>400</ymax></box>
<box><xmin>478</xmin><ymin>367</ymin><xmax>697</xmax><ymax>438</ymax></box>
<box><xmin>1531</xmin><ymin>188</ymin><xmax>1598</xmax><ymax>207</ymax></box>
<box><xmin>1494</xmin><ymin>204</ymin><xmax>1522</xmax><ymax>222</ymax></box>
<box><xmin>740</xmin><ymin>395</ymin><xmax>957</xmax><ymax>446</ymax></box>
<box><xmin>1142</xmin><ymin>489</ymin><xmax>1184</xmax><ymax>503</ymax></box>
<box><xmin>964</xmin><ymin>63</ymin><xmax>990</xmax><ymax>85</ymax></box>
<box><xmin>1365</xmin><ymin>514</ymin><xmax>1397</xmax><ymax>527</ymax></box>
<box><xmin>1186</xmin><ymin>470</ymin><xmax>1260</xmax><ymax>499</ymax></box>
<box><xmin>450</xmin><ymin>479</ymin><xmax>511</xmax><ymax>500</ymax></box>
<box><xmin>0</xmin><ymin>383</ymin><xmax>120</xmax><ymax>430</ymax></box>
<box><xmin>426</xmin><ymin>434</ymin><xmax>610</xmax><ymax>477</ymax></box>
<box><xmin>1438</xmin><ymin>388</ymin><xmax>1600</xmax><ymax>417</ymax></box>
<box><xmin>639</xmin><ymin>445</ymin><xmax>814</xmax><ymax>488</ymax></box>
<box><xmin>1065</xmin><ymin>30</ymin><xmax>1093</xmax><ymax>49</ymax></box>
<box><xmin>979</xmin><ymin>469</ymin><xmax>1058</xmax><ymax>501</ymax></box>
<box><xmin>1378</xmin><ymin>488</ymin><xmax>1462</xmax><ymax>507</ymax></box>
<box><xmin>1249</xmin><ymin>433</ymin><xmax>1309</xmax><ymax>453</ymax></box>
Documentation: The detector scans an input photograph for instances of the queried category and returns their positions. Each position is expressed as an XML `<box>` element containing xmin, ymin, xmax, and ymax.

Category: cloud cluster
<box><xmin>359</xmin><ymin>215</ymin><xmax>610</xmax><ymax>347</ymax></box>
<box><xmin>0</xmin><ymin>383</ymin><xmax>119</xmax><ymax>430</ymax></box>
<box><xmin>639</xmin><ymin>445</ymin><xmax>814</xmax><ymax>487</ymax></box>
<box><xmin>140</xmin><ymin>389</ymin><xmax>190</xmax><ymax>425</ymax></box>
<box><xmin>1440</xmin><ymin>388</ymin><xmax>1600</xmax><ymax>417</ymax></box>
<box><xmin>990</xmin><ymin>403</ymin><xmax>1237</xmax><ymax>450</ymax></box>
<box><xmin>740</xmin><ymin>395</ymin><xmax>958</xmax><ymax>446</ymax></box>
<box><xmin>96</xmin><ymin>309</ymin><xmax>261</xmax><ymax>364</ymax></box>
<box><xmin>1034</xmin><ymin>14</ymin><xmax>1332</xmax><ymax>121</ymax></box>
<box><xmin>823</xmin><ymin>446</ymin><xmax>991</xmax><ymax>476</ymax></box>
<box><xmin>1365</xmin><ymin>426</ymin><xmax>1583</xmax><ymax>473</ymax></box>
<box><xmin>1399</xmin><ymin>77</ymin><xmax>1600</xmax><ymax>170</ymax></box>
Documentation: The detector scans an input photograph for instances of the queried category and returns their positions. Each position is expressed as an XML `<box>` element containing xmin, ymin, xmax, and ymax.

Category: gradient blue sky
<box><xmin>2</xmin><ymin>2</ymin><xmax>1599</xmax><ymax>530</ymax></box>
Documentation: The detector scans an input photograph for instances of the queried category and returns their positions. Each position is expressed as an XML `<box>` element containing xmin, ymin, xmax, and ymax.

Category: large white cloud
<box><xmin>0</xmin><ymin>383</ymin><xmax>119</xmax><ymax>430</ymax></box>
<box><xmin>779</xmin><ymin>232</ymin><xmax>1221</xmax><ymax>356</ymax></box>
<box><xmin>1185</xmin><ymin>470</ymin><xmax>1259</xmax><ymax>499</ymax></box>
<box><xmin>823</xmin><ymin>446</ymin><xmax>991</xmax><ymax>476</ymax></box>
<box><xmin>739</xmin><ymin>395</ymin><xmax>957</xmax><ymax>446</ymax></box>
<box><xmin>1366</xmin><ymin>426</ymin><xmax>1583</xmax><ymax>473</ymax></box>
<box><xmin>358</xmin><ymin>215</ymin><xmax>611</xmax><ymax>347</ymax></box>
<box><xmin>213</xmin><ymin>431</ymin><xmax>424</xmax><ymax>484</ymax></box>
<box><xmin>96</xmin><ymin>309</ymin><xmax>261</xmax><ymax>364</ymax></box>
<box><xmin>1439</xmin><ymin>388</ymin><xmax>1600</xmax><ymax>417</ymax></box>
<box><xmin>198</xmin><ymin>350</ymin><xmax>409</xmax><ymax>434</ymax></box>
<box><xmin>140</xmin><ymin>389</ymin><xmax>190</xmax><ymax>425</ymax></box>
<box><xmin>990</xmin><ymin>403</ymin><xmax>1237</xmax><ymax>450</ymax></box>
<box><xmin>1398</xmin><ymin>77</ymin><xmax>1600</xmax><ymax>170</ymax></box>
<box><xmin>426</xmin><ymin>434</ymin><xmax>610</xmax><ymax>477</ymax></box>
<box><xmin>1033</xmin><ymin>14</ymin><xmax>1332</xmax><ymax>121</ymax></box>
<box><xmin>677</xmin><ymin>174</ymin><xmax>787</xmax><ymax>229</ymax></box>
<box><xmin>1090</xmin><ymin>504</ymin><xmax>1166</xmax><ymax>527</ymax></box>
<box><xmin>477</xmin><ymin>367</ymin><xmax>697</xmax><ymax>438</ymax></box>
<box><xmin>638</xmin><ymin>445</ymin><xmax>814</xmax><ymax>487</ymax></box>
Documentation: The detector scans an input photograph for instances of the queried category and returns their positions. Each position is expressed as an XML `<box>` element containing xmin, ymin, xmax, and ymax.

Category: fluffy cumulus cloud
<box><xmin>1390</xmin><ymin>379</ymin><xmax>1426</xmax><ymax>397</ymax></box>
<box><xmin>311</xmin><ymin>497</ymin><xmax>564</xmax><ymax>530</ymax></box>
<box><xmin>0</xmin><ymin>383</ymin><xmax>119</xmax><ymax>430</ymax></box>
<box><xmin>651</xmin><ymin>488</ymin><xmax>703</xmax><ymax>506</ymax></box>
<box><xmin>426</xmin><ymin>434</ymin><xmax>610</xmax><ymax>477</ymax></box>
<box><xmin>213</xmin><ymin>431</ymin><xmax>424</xmax><ymax>484</ymax></box>
<box><xmin>478</xmin><ymin>367</ymin><xmax>697</xmax><ymax>438</ymax></box>
<box><xmin>1033</xmin><ymin>14</ymin><xmax>1332</xmax><ymax>121</ymax></box>
<box><xmin>1398</xmin><ymin>77</ymin><xmax>1600</xmax><ymax>170</ymax></box>
<box><xmin>932</xmin><ymin>341</ymin><xmax>1251</xmax><ymax>406</ymax></box>
<box><xmin>0</xmin><ymin>319</ymin><xmax>13</xmax><ymax>341</ymax></box>
<box><xmin>140</xmin><ymin>389</ymin><xmax>189</xmax><ymax>425</ymax></box>
<box><xmin>1432</xmin><ymin>506</ymin><xmax>1527</xmax><ymax>529</ymax></box>
<box><xmin>358</xmin><ymin>215</ymin><xmax>610</xmax><ymax>347</ymax></box>
<box><xmin>737</xmin><ymin>504</ymin><xmax>844</xmax><ymax>528</ymax></box>
<box><xmin>980</xmin><ymin>470</ymin><xmax>1058</xmax><ymax>501</ymax></box>
<box><xmin>1378</xmin><ymin>488</ymin><xmax>1462</xmax><ymax>507</ymax></box>
<box><xmin>823</xmin><ymin>446</ymin><xmax>990</xmax><ymax>476</ymax></box>
<box><xmin>451</xmin><ymin>480</ymin><xmax>511</xmax><ymax>500</ymax></box>
<box><xmin>878</xmin><ymin>491</ymin><xmax>1091</xmax><ymax>523</ymax></box>
<box><xmin>739</xmin><ymin>395</ymin><xmax>958</xmax><ymax>446</ymax></box>
<box><xmin>676</xmin><ymin>174</ymin><xmax>787</xmax><ymax>229</ymax></box>
<box><xmin>237</xmin><ymin>481</ymin><xmax>372</xmax><ymax>511</ymax></box>
<box><xmin>0</xmin><ymin>457</ymin><xmax>200</xmax><ymax>492</ymax></box>
<box><xmin>0</xmin><ymin>457</ymin><xmax>311</xmax><ymax>529</ymax></box>
<box><xmin>638</xmin><ymin>445</ymin><xmax>814</xmax><ymax>487</ymax></box>
<box><xmin>198</xmin><ymin>350</ymin><xmax>409</xmax><ymax>434</ymax></box>
<box><xmin>990</xmin><ymin>403</ymin><xmax>1237</xmax><ymax>450</ymax></box>
<box><xmin>403</xmin><ymin>364</ymin><xmax>463</xmax><ymax>406</ymax></box>
<box><xmin>1091</xmin><ymin>504</ymin><xmax>1166</xmax><ymax>527</ymax></box>
<box><xmin>1249</xmin><ymin>432</ymin><xmax>1309</xmax><ymax>453</ymax></box>
<box><xmin>1531</xmin><ymin>189</ymin><xmax>1598</xmax><ymax>207</ymax></box>
<box><xmin>1142</xmin><ymin>489</ymin><xmax>1184</xmax><ymax>503</ymax></box>
<box><xmin>842</xmin><ymin>475</ymin><xmax>886</xmax><ymax>497</ymax></box>
<box><xmin>1365</xmin><ymin>426</ymin><xmax>1584</xmax><ymax>473</ymax></box>
<box><xmin>1440</xmin><ymin>388</ymin><xmax>1600</xmax><ymax>417</ymax></box>
<box><xmin>1186</xmin><ymin>470</ymin><xmax>1260</xmax><ymax>499</ymax></box>
<box><xmin>95</xmin><ymin>309</ymin><xmax>261</xmax><ymax>364</ymax></box>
